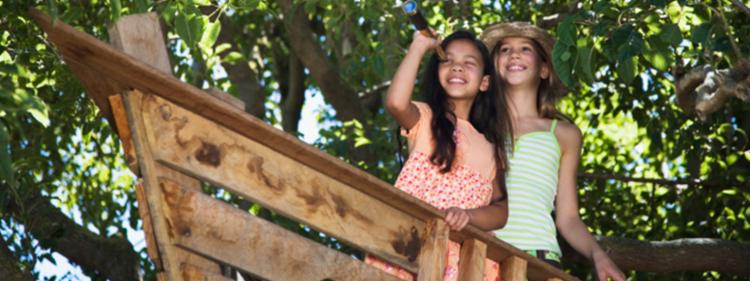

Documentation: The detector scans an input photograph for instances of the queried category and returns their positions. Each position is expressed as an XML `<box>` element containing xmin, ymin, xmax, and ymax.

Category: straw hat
<box><xmin>480</xmin><ymin>22</ymin><xmax>566</xmax><ymax>96</ymax></box>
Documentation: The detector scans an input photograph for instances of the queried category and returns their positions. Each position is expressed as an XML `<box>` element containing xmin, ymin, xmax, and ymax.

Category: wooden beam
<box><xmin>159</xmin><ymin>177</ymin><xmax>403</xmax><ymax>281</ymax></box>
<box><xmin>502</xmin><ymin>256</ymin><xmax>528</xmax><ymax>281</ymax></box>
<box><xmin>458</xmin><ymin>239</ymin><xmax>487</xmax><ymax>281</ymax></box>
<box><xmin>416</xmin><ymin>219</ymin><xmax>449</xmax><ymax>281</ymax></box>
<box><xmin>138</xmin><ymin>93</ymin><xmax>423</xmax><ymax>271</ymax></box>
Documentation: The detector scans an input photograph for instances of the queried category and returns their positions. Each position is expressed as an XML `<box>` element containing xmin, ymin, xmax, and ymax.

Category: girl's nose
<box><xmin>450</xmin><ymin>63</ymin><xmax>464</xmax><ymax>72</ymax></box>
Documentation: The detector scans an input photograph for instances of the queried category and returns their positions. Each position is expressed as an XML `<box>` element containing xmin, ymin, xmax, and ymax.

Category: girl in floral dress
<box><xmin>364</xmin><ymin>30</ymin><xmax>513</xmax><ymax>281</ymax></box>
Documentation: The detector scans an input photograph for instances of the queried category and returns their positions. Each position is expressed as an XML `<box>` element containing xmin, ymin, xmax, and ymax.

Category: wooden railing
<box><xmin>31</xmin><ymin>9</ymin><xmax>579</xmax><ymax>281</ymax></box>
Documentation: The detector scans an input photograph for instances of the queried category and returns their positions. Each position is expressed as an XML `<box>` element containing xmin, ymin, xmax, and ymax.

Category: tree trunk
<box><xmin>7</xmin><ymin>190</ymin><xmax>140</xmax><ymax>281</ymax></box>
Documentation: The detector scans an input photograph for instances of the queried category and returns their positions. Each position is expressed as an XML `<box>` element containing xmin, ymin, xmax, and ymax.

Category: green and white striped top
<box><xmin>495</xmin><ymin>119</ymin><xmax>561</xmax><ymax>255</ymax></box>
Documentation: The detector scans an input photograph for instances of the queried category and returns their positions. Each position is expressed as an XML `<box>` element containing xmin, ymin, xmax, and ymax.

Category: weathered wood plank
<box><xmin>139</xmin><ymin>93</ymin><xmax>423</xmax><ymax>272</ymax></box>
<box><xmin>458</xmin><ymin>239</ymin><xmax>487</xmax><ymax>281</ymax></box>
<box><xmin>30</xmin><ymin>9</ymin><xmax>579</xmax><ymax>281</ymax></box>
<box><xmin>155</xmin><ymin>164</ymin><xmax>222</xmax><ymax>276</ymax></box>
<box><xmin>180</xmin><ymin>263</ymin><xmax>235</xmax><ymax>281</ymax></box>
<box><xmin>109</xmin><ymin>95</ymin><xmax>138</xmax><ymax>174</ymax></box>
<box><xmin>134</xmin><ymin>180</ymin><xmax>161</xmax><ymax>270</ymax></box>
<box><xmin>502</xmin><ymin>256</ymin><xmax>528</xmax><ymax>281</ymax></box>
<box><xmin>108</xmin><ymin>12</ymin><xmax>172</xmax><ymax>75</ymax></box>
<box><xmin>160</xmin><ymin>177</ymin><xmax>404</xmax><ymax>281</ymax></box>
<box><xmin>416</xmin><ymin>219</ymin><xmax>449</xmax><ymax>281</ymax></box>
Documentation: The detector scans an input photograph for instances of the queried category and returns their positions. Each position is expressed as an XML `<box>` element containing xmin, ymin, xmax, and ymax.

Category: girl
<box><xmin>480</xmin><ymin>22</ymin><xmax>626</xmax><ymax>281</ymax></box>
<box><xmin>365</xmin><ymin>30</ymin><xmax>512</xmax><ymax>280</ymax></box>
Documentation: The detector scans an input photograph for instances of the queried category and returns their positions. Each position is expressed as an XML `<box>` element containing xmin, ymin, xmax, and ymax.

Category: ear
<box><xmin>540</xmin><ymin>63</ymin><xmax>550</xmax><ymax>79</ymax></box>
<box><xmin>479</xmin><ymin>75</ymin><xmax>490</xmax><ymax>92</ymax></box>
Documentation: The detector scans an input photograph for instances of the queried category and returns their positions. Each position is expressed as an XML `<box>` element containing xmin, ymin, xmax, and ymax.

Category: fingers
<box><xmin>444</xmin><ymin>208</ymin><xmax>470</xmax><ymax>231</ymax></box>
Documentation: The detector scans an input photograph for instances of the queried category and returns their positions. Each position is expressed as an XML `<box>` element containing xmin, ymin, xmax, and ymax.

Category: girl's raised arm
<box><xmin>385</xmin><ymin>31</ymin><xmax>440</xmax><ymax>130</ymax></box>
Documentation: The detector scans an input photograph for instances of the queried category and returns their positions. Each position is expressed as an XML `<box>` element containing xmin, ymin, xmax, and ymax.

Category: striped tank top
<box><xmin>495</xmin><ymin>119</ymin><xmax>561</xmax><ymax>255</ymax></box>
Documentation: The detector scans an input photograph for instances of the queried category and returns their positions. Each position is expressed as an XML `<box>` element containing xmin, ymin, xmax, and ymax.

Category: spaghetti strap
<box><xmin>549</xmin><ymin>119</ymin><xmax>558</xmax><ymax>133</ymax></box>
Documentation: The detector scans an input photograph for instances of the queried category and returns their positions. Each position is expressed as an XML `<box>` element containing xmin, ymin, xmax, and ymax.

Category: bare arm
<box><xmin>384</xmin><ymin>31</ymin><xmax>439</xmax><ymax>130</ymax></box>
<box><xmin>554</xmin><ymin>122</ymin><xmax>625</xmax><ymax>281</ymax></box>
<box><xmin>445</xmin><ymin>182</ymin><xmax>508</xmax><ymax>231</ymax></box>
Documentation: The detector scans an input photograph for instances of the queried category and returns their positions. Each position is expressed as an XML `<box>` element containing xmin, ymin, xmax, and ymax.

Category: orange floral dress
<box><xmin>365</xmin><ymin>102</ymin><xmax>500</xmax><ymax>281</ymax></box>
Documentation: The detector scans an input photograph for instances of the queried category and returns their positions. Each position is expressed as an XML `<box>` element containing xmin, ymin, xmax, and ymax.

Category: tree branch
<box><xmin>578</xmin><ymin>172</ymin><xmax>746</xmax><ymax>188</ymax></box>
<box><xmin>281</xmin><ymin>52</ymin><xmax>306</xmax><ymax>133</ymax></box>
<box><xmin>277</xmin><ymin>0</ymin><xmax>367</xmax><ymax>124</ymax></box>
<box><xmin>561</xmin><ymin>236</ymin><xmax>750</xmax><ymax>276</ymax></box>
<box><xmin>0</xmin><ymin>235</ymin><xmax>34</xmax><ymax>281</ymax></box>
<box><xmin>7</xmin><ymin>191</ymin><xmax>140</xmax><ymax>281</ymax></box>
<box><xmin>731</xmin><ymin>0</ymin><xmax>750</xmax><ymax>18</ymax></box>
<box><xmin>213</xmin><ymin>11</ymin><xmax>266</xmax><ymax>118</ymax></box>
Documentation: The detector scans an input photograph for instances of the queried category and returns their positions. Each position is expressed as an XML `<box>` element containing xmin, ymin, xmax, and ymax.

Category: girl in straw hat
<box><xmin>480</xmin><ymin>22</ymin><xmax>625</xmax><ymax>281</ymax></box>
<box><xmin>364</xmin><ymin>29</ymin><xmax>512</xmax><ymax>280</ymax></box>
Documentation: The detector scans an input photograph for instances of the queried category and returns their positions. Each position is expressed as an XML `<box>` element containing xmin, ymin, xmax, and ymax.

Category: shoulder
<box><xmin>412</xmin><ymin>101</ymin><xmax>432</xmax><ymax>116</ymax></box>
<box><xmin>552</xmin><ymin>119</ymin><xmax>582</xmax><ymax>153</ymax></box>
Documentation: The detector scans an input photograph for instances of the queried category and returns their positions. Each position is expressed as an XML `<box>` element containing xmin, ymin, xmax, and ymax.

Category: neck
<box><xmin>448</xmin><ymin>99</ymin><xmax>473</xmax><ymax>120</ymax></box>
<box><xmin>506</xmin><ymin>85</ymin><xmax>540</xmax><ymax>120</ymax></box>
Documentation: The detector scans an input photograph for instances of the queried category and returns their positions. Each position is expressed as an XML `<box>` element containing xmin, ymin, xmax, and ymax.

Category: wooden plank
<box><xmin>108</xmin><ymin>12</ymin><xmax>172</xmax><ymax>75</ymax></box>
<box><xmin>109</xmin><ymin>95</ymin><xmax>139</xmax><ymax>174</ymax></box>
<box><xmin>155</xmin><ymin>164</ymin><xmax>222</xmax><ymax>276</ymax></box>
<box><xmin>180</xmin><ymin>263</ymin><xmax>235</xmax><ymax>281</ymax></box>
<box><xmin>138</xmin><ymin>93</ymin><xmax>424</xmax><ymax>271</ymax></box>
<box><xmin>159</xmin><ymin>177</ymin><xmax>404</xmax><ymax>281</ymax></box>
<box><xmin>207</xmin><ymin>88</ymin><xmax>245</xmax><ymax>110</ymax></box>
<box><xmin>134</xmin><ymin>180</ymin><xmax>161</xmax><ymax>270</ymax></box>
<box><xmin>29</xmin><ymin>10</ymin><xmax>579</xmax><ymax>281</ymax></box>
<box><xmin>416</xmin><ymin>219</ymin><xmax>449</xmax><ymax>281</ymax></box>
<box><xmin>501</xmin><ymin>256</ymin><xmax>528</xmax><ymax>281</ymax></box>
<box><xmin>457</xmin><ymin>239</ymin><xmax>487</xmax><ymax>281</ymax></box>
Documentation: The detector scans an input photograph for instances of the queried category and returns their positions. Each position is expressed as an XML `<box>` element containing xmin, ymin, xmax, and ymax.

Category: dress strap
<box><xmin>549</xmin><ymin>119</ymin><xmax>558</xmax><ymax>133</ymax></box>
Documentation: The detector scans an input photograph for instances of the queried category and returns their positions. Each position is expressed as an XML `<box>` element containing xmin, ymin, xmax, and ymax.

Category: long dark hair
<box><xmin>421</xmin><ymin>30</ymin><xmax>513</xmax><ymax>202</ymax></box>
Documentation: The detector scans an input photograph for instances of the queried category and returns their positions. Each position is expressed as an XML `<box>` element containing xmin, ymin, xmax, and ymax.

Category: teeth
<box><xmin>508</xmin><ymin>65</ymin><xmax>525</xmax><ymax>71</ymax></box>
<box><xmin>448</xmin><ymin>78</ymin><xmax>466</xmax><ymax>84</ymax></box>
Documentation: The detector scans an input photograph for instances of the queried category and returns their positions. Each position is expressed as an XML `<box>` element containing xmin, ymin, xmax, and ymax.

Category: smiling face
<box><xmin>494</xmin><ymin>37</ymin><xmax>550</xmax><ymax>89</ymax></box>
<box><xmin>437</xmin><ymin>39</ymin><xmax>490</xmax><ymax>102</ymax></box>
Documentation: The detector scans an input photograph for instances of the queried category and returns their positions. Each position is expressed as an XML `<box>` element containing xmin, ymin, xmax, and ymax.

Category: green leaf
<box><xmin>691</xmin><ymin>23</ymin><xmax>711</xmax><ymax>45</ymax></box>
<box><xmin>175</xmin><ymin>13</ymin><xmax>204</xmax><ymax>48</ymax></box>
<box><xmin>199</xmin><ymin>19</ymin><xmax>222</xmax><ymax>51</ymax></box>
<box><xmin>617</xmin><ymin>56</ymin><xmax>637</xmax><ymax>84</ymax></box>
<box><xmin>557</xmin><ymin>18</ymin><xmax>576</xmax><ymax>47</ymax></box>
<box><xmin>666</xmin><ymin>1</ymin><xmax>682</xmax><ymax>23</ymax></box>
<box><xmin>577</xmin><ymin>45</ymin><xmax>596</xmax><ymax>84</ymax></box>
<box><xmin>552</xmin><ymin>44</ymin><xmax>574</xmax><ymax>87</ymax></box>
<box><xmin>134</xmin><ymin>0</ymin><xmax>150</xmax><ymax>13</ymax></box>
<box><xmin>111</xmin><ymin>0</ymin><xmax>122</xmax><ymax>22</ymax></box>
<box><xmin>644</xmin><ymin>38</ymin><xmax>674</xmax><ymax>71</ymax></box>
<box><xmin>0</xmin><ymin>122</ymin><xmax>14</xmax><ymax>189</ymax></box>
<box><xmin>659</xmin><ymin>23</ymin><xmax>682</xmax><ymax>47</ymax></box>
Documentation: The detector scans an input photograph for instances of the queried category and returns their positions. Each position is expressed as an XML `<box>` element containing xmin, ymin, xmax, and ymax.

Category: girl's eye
<box><xmin>522</xmin><ymin>47</ymin><xmax>533</xmax><ymax>52</ymax></box>
<box><xmin>440</xmin><ymin>59</ymin><xmax>452</xmax><ymax>65</ymax></box>
<box><xmin>500</xmin><ymin>47</ymin><xmax>510</xmax><ymax>53</ymax></box>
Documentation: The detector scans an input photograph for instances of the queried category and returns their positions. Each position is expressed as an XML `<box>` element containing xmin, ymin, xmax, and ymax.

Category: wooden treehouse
<box><xmin>31</xmin><ymin>10</ymin><xmax>580</xmax><ymax>281</ymax></box>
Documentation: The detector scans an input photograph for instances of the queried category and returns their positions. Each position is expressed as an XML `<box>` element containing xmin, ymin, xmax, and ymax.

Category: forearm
<box><xmin>558</xmin><ymin>217</ymin><xmax>604</xmax><ymax>260</ymax></box>
<box><xmin>467</xmin><ymin>203</ymin><xmax>508</xmax><ymax>231</ymax></box>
